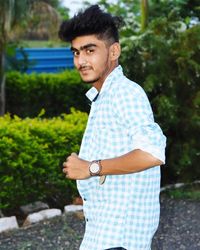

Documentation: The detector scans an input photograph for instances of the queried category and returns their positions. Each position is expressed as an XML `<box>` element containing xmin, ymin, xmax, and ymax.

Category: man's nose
<box><xmin>77</xmin><ymin>53</ymin><xmax>87</xmax><ymax>65</ymax></box>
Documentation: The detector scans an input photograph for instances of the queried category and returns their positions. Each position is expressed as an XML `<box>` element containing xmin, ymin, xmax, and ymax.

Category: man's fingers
<box><xmin>63</xmin><ymin>162</ymin><xmax>67</xmax><ymax>167</ymax></box>
<box><xmin>63</xmin><ymin>153</ymin><xmax>78</xmax><ymax>179</ymax></box>
<box><xmin>71</xmin><ymin>152</ymin><xmax>78</xmax><ymax>157</ymax></box>
<box><xmin>65</xmin><ymin>152</ymin><xmax>77</xmax><ymax>162</ymax></box>
<box><xmin>62</xmin><ymin>166</ymin><xmax>67</xmax><ymax>173</ymax></box>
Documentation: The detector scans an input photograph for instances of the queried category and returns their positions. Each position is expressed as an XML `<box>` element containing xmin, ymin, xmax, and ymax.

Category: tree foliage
<box><xmin>149</xmin><ymin>0</ymin><xmax>200</xmax><ymax>22</ymax></box>
<box><xmin>0</xmin><ymin>0</ymin><xmax>69</xmax><ymax>115</ymax></box>
<box><xmin>42</xmin><ymin>0</ymin><xmax>60</xmax><ymax>8</ymax></box>
<box><xmin>0</xmin><ymin>0</ymin><xmax>34</xmax><ymax>115</ymax></box>
<box><xmin>42</xmin><ymin>0</ymin><xmax>70</xmax><ymax>20</ymax></box>
<box><xmin>22</xmin><ymin>1</ymin><xmax>62</xmax><ymax>40</ymax></box>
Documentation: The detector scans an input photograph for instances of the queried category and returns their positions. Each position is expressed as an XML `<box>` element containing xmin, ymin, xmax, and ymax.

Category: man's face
<box><xmin>71</xmin><ymin>35</ymin><xmax>114</xmax><ymax>88</ymax></box>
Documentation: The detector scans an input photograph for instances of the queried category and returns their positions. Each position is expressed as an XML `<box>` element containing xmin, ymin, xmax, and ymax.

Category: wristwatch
<box><xmin>89</xmin><ymin>160</ymin><xmax>102</xmax><ymax>176</ymax></box>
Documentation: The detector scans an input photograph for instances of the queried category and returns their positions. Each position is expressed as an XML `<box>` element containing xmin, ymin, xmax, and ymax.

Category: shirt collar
<box><xmin>85</xmin><ymin>86</ymin><xmax>99</xmax><ymax>102</ymax></box>
<box><xmin>85</xmin><ymin>65</ymin><xmax>123</xmax><ymax>102</ymax></box>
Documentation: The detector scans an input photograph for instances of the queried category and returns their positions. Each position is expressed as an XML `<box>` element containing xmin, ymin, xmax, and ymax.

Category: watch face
<box><xmin>90</xmin><ymin>162</ymin><xmax>100</xmax><ymax>174</ymax></box>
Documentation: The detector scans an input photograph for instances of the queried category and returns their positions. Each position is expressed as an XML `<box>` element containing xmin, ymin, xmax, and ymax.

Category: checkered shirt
<box><xmin>77</xmin><ymin>65</ymin><xmax>166</xmax><ymax>250</ymax></box>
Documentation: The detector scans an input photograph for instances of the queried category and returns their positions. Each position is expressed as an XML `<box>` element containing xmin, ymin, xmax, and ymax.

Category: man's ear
<box><xmin>110</xmin><ymin>42</ymin><xmax>121</xmax><ymax>61</ymax></box>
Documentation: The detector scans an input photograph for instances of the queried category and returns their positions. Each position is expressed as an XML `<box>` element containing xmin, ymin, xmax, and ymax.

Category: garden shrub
<box><xmin>6</xmin><ymin>69</ymin><xmax>90</xmax><ymax>118</ymax></box>
<box><xmin>0</xmin><ymin>109</ymin><xmax>88</xmax><ymax>211</ymax></box>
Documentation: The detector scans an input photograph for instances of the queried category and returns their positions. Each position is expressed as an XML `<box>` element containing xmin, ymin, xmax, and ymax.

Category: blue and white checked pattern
<box><xmin>77</xmin><ymin>66</ymin><xmax>166</xmax><ymax>250</ymax></box>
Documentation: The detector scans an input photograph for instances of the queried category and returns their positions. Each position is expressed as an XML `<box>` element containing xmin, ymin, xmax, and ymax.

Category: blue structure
<box><xmin>15</xmin><ymin>47</ymin><xmax>74</xmax><ymax>73</ymax></box>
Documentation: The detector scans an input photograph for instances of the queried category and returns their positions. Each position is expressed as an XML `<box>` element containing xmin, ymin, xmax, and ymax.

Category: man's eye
<box><xmin>73</xmin><ymin>51</ymin><xmax>79</xmax><ymax>56</ymax></box>
<box><xmin>86</xmin><ymin>49</ymin><xmax>94</xmax><ymax>54</ymax></box>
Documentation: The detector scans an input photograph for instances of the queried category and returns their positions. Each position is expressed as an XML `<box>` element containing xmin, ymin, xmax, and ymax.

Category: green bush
<box><xmin>6</xmin><ymin>70</ymin><xmax>90</xmax><ymax>118</ymax></box>
<box><xmin>0</xmin><ymin>109</ymin><xmax>88</xmax><ymax>211</ymax></box>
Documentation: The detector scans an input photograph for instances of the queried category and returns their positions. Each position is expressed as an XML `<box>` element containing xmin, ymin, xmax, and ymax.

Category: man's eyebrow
<box><xmin>71</xmin><ymin>43</ymin><xmax>97</xmax><ymax>51</ymax></box>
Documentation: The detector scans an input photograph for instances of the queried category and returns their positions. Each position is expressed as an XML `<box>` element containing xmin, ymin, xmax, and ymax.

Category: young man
<box><xmin>60</xmin><ymin>5</ymin><xmax>166</xmax><ymax>250</ymax></box>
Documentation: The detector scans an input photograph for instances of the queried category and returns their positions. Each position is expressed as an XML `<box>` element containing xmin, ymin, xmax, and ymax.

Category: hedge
<box><xmin>6</xmin><ymin>70</ymin><xmax>90</xmax><ymax>118</ymax></box>
<box><xmin>0</xmin><ymin>109</ymin><xmax>88</xmax><ymax>211</ymax></box>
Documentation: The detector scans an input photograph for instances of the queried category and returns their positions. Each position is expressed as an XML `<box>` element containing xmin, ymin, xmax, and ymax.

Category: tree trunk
<box><xmin>141</xmin><ymin>0</ymin><xmax>149</xmax><ymax>32</ymax></box>
<box><xmin>0</xmin><ymin>49</ymin><xmax>6</xmax><ymax>116</ymax></box>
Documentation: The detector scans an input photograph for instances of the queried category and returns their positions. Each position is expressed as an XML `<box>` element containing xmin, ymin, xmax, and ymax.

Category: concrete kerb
<box><xmin>0</xmin><ymin>204</ymin><xmax>83</xmax><ymax>234</ymax></box>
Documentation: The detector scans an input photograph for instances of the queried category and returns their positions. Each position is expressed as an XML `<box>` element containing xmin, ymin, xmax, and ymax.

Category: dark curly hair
<box><xmin>58</xmin><ymin>5</ymin><xmax>123</xmax><ymax>45</ymax></box>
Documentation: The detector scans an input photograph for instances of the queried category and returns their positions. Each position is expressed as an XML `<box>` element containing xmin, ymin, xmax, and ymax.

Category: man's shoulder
<box><xmin>112</xmin><ymin>76</ymin><xmax>146</xmax><ymax>97</ymax></box>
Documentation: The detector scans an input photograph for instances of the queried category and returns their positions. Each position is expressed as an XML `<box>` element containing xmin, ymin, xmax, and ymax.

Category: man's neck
<box><xmin>93</xmin><ymin>63</ymin><xmax>118</xmax><ymax>91</ymax></box>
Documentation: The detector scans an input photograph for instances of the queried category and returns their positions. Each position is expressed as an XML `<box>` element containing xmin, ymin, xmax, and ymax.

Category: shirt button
<box><xmin>83</xmin><ymin>198</ymin><xmax>87</xmax><ymax>201</ymax></box>
<box><xmin>86</xmin><ymin>218</ymin><xmax>89</xmax><ymax>222</ymax></box>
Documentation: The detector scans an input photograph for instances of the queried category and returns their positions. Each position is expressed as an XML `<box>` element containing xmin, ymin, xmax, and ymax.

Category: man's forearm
<box><xmin>100</xmin><ymin>149</ymin><xmax>163</xmax><ymax>176</ymax></box>
<box><xmin>63</xmin><ymin>149</ymin><xmax>163</xmax><ymax>180</ymax></box>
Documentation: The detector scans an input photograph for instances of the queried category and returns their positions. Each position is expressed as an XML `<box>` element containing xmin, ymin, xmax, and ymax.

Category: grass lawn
<box><xmin>162</xmin><ymin>182</ymin><xmax>200</xmax><ymax>200</ymax></box>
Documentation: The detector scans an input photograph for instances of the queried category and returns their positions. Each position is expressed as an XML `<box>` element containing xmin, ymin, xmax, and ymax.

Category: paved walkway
<box><xmin>0</xmin><ymin>196</ymin><xmax>200</xmax><ymax>249</ymax></box>
<box><xmin>152</xmin><ymin>197</ymin><xmax>200</xmax><ymax>250</ymax></box>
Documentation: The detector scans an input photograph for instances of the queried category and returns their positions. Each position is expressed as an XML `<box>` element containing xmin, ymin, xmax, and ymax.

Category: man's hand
<box><xmin>62</xmin><ymin>153</ymin><xmax>90</xmax><ymax>180</ymax></box>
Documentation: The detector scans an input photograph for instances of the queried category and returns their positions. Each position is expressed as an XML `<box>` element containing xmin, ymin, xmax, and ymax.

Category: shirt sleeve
<box><xmin>113</xmin><ymin>82</ymin><xmax>166</xmax><ymax>163</ymax></box>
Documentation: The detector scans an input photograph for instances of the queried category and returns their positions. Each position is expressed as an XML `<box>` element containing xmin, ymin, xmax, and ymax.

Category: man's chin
<box><xmin>82</xmin><ymin>78</ymin><xmax>100</xmax><ymax>84</ymax></box>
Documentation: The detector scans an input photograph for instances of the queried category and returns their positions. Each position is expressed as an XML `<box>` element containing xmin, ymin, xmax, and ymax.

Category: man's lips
<box><xmin>79</xmin><ymin>67</ymin><xmax>92</xmax><ymax>73</ymax></box>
